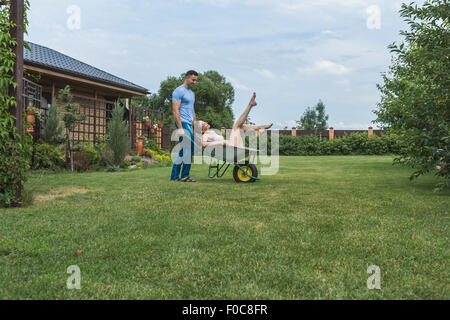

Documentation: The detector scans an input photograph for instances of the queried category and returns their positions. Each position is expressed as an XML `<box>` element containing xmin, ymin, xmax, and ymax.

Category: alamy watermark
<box><xmin>67</xmin><ymin>265</ymin><xmax>81</xmax><ymax>290</ymax></box>
<box><xmin>366</xmin><ymin>5</ymin><xmax>381</xmax><ymax>30</ymax></box>
<box><xmin>367</xmin><ymin>265</ymin><xmax>381</xmax><ymax>290</ymax></box>
<box><xmin>67</xmin><ymin>5</ymin><xmax>81</xmax><ymax>30</ymax></box>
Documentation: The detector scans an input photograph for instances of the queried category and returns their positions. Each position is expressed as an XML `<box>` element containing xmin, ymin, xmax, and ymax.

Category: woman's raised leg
<box><xmin>233</xmin><ymin>92</ymin><xmax>257</xmax><ymax>130</ymax></box>
<box><xmin>242</xmin><ymin>123</ymin><xmax>273</xmax><ymax>132</ymax></box>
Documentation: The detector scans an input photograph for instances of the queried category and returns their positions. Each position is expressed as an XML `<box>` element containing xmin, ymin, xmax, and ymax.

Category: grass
<box><xmin>0</xmin><ymin>156</ymin><xmax>448</xmax><ymax>299</ymax></box>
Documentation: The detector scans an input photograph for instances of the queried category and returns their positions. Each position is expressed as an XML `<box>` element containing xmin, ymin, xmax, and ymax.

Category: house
<box><xmin>23</xmin><ymin>41</ymin><xmax>151</xmax><ymax>144</ymax></box>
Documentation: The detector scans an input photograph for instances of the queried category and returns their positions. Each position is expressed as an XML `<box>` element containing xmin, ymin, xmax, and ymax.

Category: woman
<box><xmin>200</xmin><ymin>93</ymin><xmax>272</xmax><ymax>148</ymax></box>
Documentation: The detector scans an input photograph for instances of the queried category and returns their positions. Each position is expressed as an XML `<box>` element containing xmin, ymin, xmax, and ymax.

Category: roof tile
<box><xmin>24</xmin><ymin>42</ymin><xmax>148</xmax><ymax>94</ymax></box>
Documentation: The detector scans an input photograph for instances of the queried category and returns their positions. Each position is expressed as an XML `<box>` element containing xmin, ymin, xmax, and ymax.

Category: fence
<box><xmin>236</xmin><ymin>127</ymin><xmax>383</xmax><ymax>139</ymax></box>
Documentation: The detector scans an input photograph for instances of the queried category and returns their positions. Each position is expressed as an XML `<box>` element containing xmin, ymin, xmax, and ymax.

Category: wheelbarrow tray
<box><xmin>205</xmin><ymin>145</ymin><xmax>258</xmax><ymax>163</ymax></box>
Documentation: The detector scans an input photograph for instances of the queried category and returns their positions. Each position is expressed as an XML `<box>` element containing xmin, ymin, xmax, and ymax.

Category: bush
<box><xmin>297</xmin><ymin>135</ymin><xmax>322</xmax><ymax>155</ymax></box>
<box><xmin>32</xmin><ymin>143</ymin><xmax>65</xmax><ymax>170</ymax></box>
<box><xmin>71</xmin><ymin>143</ymin><xmax>101</xmax><ymax>171</ymax></box>
<box><xmin>276</xmin><ymin>133</ymin><xmax>403</xmax><ymax>156</ymax></box>
<box><xmin>95</xmin><ymin>134</ymin><xmax>114</xmax><ymax>167</ymax></box>
<box><xmin>144</xmin><ymin>148</ymin><xmax>172</xmax><ymax>166</ymax></box>
<box><xmin>108</xmin><ymin>102</ymin><xmax>129</xmax><ymax>166</ymax></box>
<box><xmin>279</xmin><ymin>135</ymin><xmax>303</xmax><ymax>156</ymax></box>
<box><xmin>319</xmin><ymin>138</ymin><xmax>351</xmax><ymax>155</ymax></box>
<box><xmin>0</xmin><ymin>141</ymin><xmax>31</xmax><ymax>207</ymax></box>
<box><xmin>41</xmin><ymin>104</ymin><xmax>64</xmax><ymax>146</ymax></box>
<box><xmin>342</xmin><ymin>133</ymin><xmax>367</xmax><ymax>154</ymax></box>
<box><xmin>365</xmin><ymin>135</ymin><xmax>388</xmax><ymax>155</ymax></box>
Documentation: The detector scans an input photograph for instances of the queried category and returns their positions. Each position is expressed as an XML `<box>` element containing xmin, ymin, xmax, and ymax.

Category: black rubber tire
<box><xmin>233</xmin><ymin>162</ymin><xmax>258</xmax><ymax>183</ymax></box>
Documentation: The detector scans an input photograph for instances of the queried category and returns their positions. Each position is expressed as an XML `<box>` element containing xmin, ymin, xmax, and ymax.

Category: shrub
<box><xmin>71</xmin><ymin>143</ymin><xmax>101</xmax><ymax>171</ymax></box>
<box><xmin>341</xmin><ymin>133</ymin><xmax>367</xmax><ymax>154</ymax></box>
<box><xmin>121</xmin><ymin>160</ymin><xmax>132</xmax><ymax>168</ymax></box>
<box><xmin>279</xmin><ymin>135</ymin><xmax>302</xmax><ymax>156</ymax></box>
<box><xmin>277</xmin><ymin>133</ymin><xmax>404</xmax><ymax>156</ymax></box>
<box><xmin>142</xmin><ymin>159</ymin><xmax>151</xmax><ymax>168</ymax></box>
<box><xmin>32</xmin><ymin>143</ymin><xmax>65</xmax><ymax>170</ymax></box>
<box><xmin>319</xmin><ymin>138</ymin><xmax>351</xmax><ymax>155</ymax></box>
<box><xmin>297</xmin><ymin>135</ymin><xmax>322</xmax><ymax>155</ymax></box>
<box><xmin>95</xmin><ymin>134</ymin><xmax>114</xmax><ymax>167</ymax></box>
<box><xmin>41</xmin><ymin>104</ymin><xmax>64</xmax><ymax>146</ymax></box>
<box><xmin>0</xmin><ymin>141</ymin><xmax>31</xmax><ymax>207</ymax></box>
<box><xmin>108</xmin><ymin>102</ymin><xmax>129</xmax><ymax>166</ymax></box>
<box><xmin>365</xmin><ymin>135</ymin><xmax>388</xmax><ymax>155</ymax></box>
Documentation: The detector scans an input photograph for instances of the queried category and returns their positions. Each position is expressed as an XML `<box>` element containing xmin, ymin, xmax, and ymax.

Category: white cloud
<box><xmin>299</xmin><ymin>60</ymin><xmax>351</xmax><ymax>76</ymax></box>
<box><xmin>321</xmin><ymin>30</ymin><xmax>338</xmax><ymax>36</ymax></box>
<box><xmin>254</xmin><ymin>69</ymin><xmax>277</xmax><ymax>80</ymax></box>
<box><xmin>226</xmin><ymin>76</ymin><xmax>251</xmax><ymax>91</ymax></box>
<box><xmin>330</xmin><ymin>122</ymin><xmax>376</xmax><ymax>130</ymax></box>
<box><xmin>273</xmin><ymin>120</ymin><xmax>297</xmax><ymax>129</ymax></box>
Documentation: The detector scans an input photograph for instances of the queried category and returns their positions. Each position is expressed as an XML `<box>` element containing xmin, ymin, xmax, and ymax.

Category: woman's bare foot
<box><xmin>250</xmin><ymin>92</ymin><xmax>257</xmax><ymax>107</ymax></box>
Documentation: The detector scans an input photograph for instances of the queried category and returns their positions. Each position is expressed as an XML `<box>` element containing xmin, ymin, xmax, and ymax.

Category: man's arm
<box><xmin>172</xmin><ymin>100</ymin><xmax>184</xmax><ymax>135</ymax></box>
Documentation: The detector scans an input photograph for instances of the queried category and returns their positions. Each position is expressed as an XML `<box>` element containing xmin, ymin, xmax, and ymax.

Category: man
<box><xmin>170</xmin><ymin>70</ymin><xmax>198</xmax><ymax>182</ymax></box>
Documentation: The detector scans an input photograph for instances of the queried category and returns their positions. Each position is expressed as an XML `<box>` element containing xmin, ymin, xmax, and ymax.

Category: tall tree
<box><xmin>374</xmin><ymin>0</ymin><xmax>449</xmax><ymax>191</ymax></box>
<box><xmin>297</xmin><ymin>100</ymin><xmax>329</xmax><ymax>130</ymax></box>
<box><xmin>58</xmin><ymin>85</ymin><xmax>86</xmax><ymax>172</ymax></box>
<box><xmin>108</xmin><ymin>102</ymin><xmax>129</xmax><ymax>167</ymax></box>
<box><xmin>41</xmin><ymin>103</ymin><xmax>64</xmax><ymax>146</ymax></box>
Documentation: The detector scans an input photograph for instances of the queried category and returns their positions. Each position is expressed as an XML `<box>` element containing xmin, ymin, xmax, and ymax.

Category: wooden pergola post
<box><xmin>8</xmin><ymin>0</ymin><xmax>24</xmax><ymax>137</ymax></box>
<box><xmin>5</xmin><ymin>0</ymin><xmax>25</xmax><ymax>203</ymax></box>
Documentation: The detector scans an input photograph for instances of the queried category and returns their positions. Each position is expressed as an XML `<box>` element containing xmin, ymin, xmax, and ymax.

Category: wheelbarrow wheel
<box><xmin>233</xmin><ymin>161</ymin><xmax>258</xmax><ymax>183</ymax></box>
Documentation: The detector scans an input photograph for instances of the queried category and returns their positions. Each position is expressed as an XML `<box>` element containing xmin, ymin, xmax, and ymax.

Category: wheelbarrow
<box><xmin>181</xmin><ymin>130</ymin><xmax>260</xmax><ymax>183</ymax></box>
<box><xmin>205</xmin><ymin>145</ymin><xmax>260</xmax><ymax>183</ymax></box>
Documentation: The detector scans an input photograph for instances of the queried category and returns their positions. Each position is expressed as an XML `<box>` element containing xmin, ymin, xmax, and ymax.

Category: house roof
<box><xmin>24</xmin><ymin>42</ymin><xmax>149</xmax><ymax>94</ymax></box>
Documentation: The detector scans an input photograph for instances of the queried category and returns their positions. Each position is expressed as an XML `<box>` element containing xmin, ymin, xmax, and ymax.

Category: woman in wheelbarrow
<box><xmin>199</xmin><ymin>93</ymin><xmax>272</xmax><ymax>148</ymax></box>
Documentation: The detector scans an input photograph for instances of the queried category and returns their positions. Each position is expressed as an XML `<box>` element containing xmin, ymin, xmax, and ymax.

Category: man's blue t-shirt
<box><xmin>172</xmin><ymin>85</ymin><xmax>195</xmax><ymax>124</ymax></box>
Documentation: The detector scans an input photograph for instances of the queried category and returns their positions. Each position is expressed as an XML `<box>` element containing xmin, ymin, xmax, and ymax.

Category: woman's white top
<box><xmin>202</xmin><ymin>129</ymin><xmax>224</xmax><ymax>146</ymax></box>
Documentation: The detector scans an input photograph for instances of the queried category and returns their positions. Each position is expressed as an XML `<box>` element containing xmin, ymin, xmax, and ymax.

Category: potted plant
<box><xmin>157</xmin><ymin>121</ymin><xmax>164</xmax><ymax>128</ymax></box>
<box><xmin>136</xmin><ymin>136</ymin><xmax>144</xmax><ymax>156</ymax></box>
<box><xmin>26</xmin><ymin>105</ymin><xmax>42</xmax><ymax>133</ymax></box>
<box><xmin>150</xmin><ymin>123</ymin><xmax>157</xmax><ymax>134</ymax></box>
<box><xmin>143</xmin><ymin>116</ymin><xmax>151</xmax><ymax>127</ymax></box>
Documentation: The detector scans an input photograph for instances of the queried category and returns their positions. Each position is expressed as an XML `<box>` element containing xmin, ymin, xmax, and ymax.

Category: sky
<box><xmin>25</xmin><ymin>0</ymin><xmax>425</xmax><ymax>129</ymax></box>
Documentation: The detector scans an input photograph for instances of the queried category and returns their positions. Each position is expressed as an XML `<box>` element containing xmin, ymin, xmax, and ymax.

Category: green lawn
<box><xmin>0</xmin><ymin>156</ymin><xmax>448</xmax><ymax>299</ymax></box>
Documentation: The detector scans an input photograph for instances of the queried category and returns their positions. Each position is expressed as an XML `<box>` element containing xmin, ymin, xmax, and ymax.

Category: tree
<box><xmin>154</xmin><ymin>70</ymin><xmax>235</xmax><ymax>129</ymax></box>
<box><xmin>297</xmin><ymin>100</ymin><xmax>329</xmax><ymax>130</ymax></box>
<box><xmin>374</xmin><ymin>0</ymin><xmax>449</xmax><ymax>191</ymax></box>
<box><xmin>58</xmin><ymin>85</ymin><xmax>86</xmax><ymax>172</ymax></box>
<box><xmin>41</xmin><ymin>103</ymin><xmax>64</xmax><ymax>146</ymax></box>
<box><xmin>108</xmin><ymin>102</ymin><xmax>129</xmax><ymax>167</ymax></box>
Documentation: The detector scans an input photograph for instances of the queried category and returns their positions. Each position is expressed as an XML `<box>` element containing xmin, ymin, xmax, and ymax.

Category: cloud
<box><xmin>226</xmin><ymin>76</ymin><xmax>251</xmax><ymax>91</ymax></box>
<box><xmin>273</xmin><ymin>120</ymin><xmax>297</xmax><ymax>129</ymax></box>
<box><xmin>330</xmin><ymin>122</ymin><xmax>377</xmax><ymax>130</ymax></box>
<box><xmin>321</xmin><ymin>30</ymin><xmax>338</xmax><ymax>36</ymax></box>
<box><xmin>254</xmin><ymin>69</ymin><xmax>277</xmax><ymax>80</ymax></box>
<box><xmin>299</xmin><ymin>60</ymin><xmax>351</xmax><ymax>76</ymax></box>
